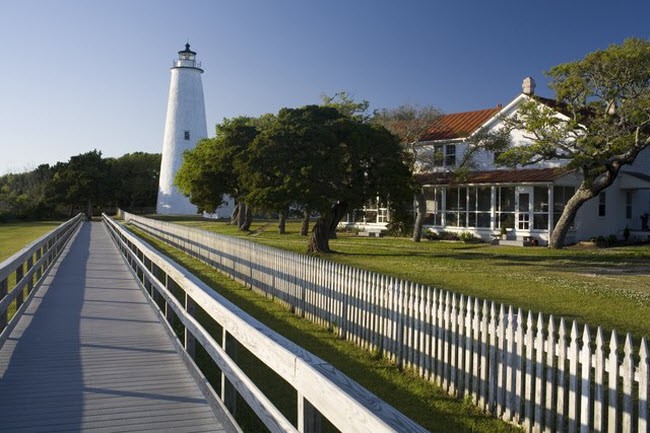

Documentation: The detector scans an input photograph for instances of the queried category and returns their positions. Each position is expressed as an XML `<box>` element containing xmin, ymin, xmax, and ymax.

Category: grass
<box><xmin>162</xmin><ymin>217</ymin><xmax>650</xmax><ymax>341</ymax></box>
<box><xmin>0</xmin><ymin>220</ymin><xmax>64</xmax><ymax>321</ymax></box>
<box><xmin>0</xmin><ymin>220</ymin><xmax>63</xmax><ymax>262</ymax></box>
<box><xmin>131</xmin><ymin>225</ymin><xmax>520</xmax><ymax>433</ymax></box>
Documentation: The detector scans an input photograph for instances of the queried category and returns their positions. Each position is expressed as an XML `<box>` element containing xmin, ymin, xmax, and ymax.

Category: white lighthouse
<box><xmin>156</xmin><ymin>43</ymin><xmax>207</xmax><ymax>215</ymax></box>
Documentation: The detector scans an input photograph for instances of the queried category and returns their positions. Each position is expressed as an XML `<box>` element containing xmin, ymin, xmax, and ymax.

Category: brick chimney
<box><xmin>522</xmin><ymin>77</ymin><xmax>536</xmax><ymax>95</ymax></box>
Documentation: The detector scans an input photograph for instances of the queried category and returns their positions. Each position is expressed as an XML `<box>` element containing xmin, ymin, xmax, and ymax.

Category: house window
<box><xmin>184</xmin><ymin>130</ymin><xmax>190</xmax><ymax>140</ymax></box>
<box><xmin>445</xmin><ymin>144</ymin><xmax>456</xmax><ymax>167</ymax></box>
<box><xmin>625</xmin><ymin>191</ymin><xmax>632</xmax><ymax>219</ymax></box>
<box><xmin>424</xmin><ymin>186</ymin><xmax>443</xmax><ymax>226</ymax></box>
<box><xmin>496</xmin><ymin>186</ymin><xmax>515</xmax><ymax>229</ymax></box>
<box><xmin>553</xmin><ymin>186</ymin><xmax>575</xmax><ymax>228</ymax></box>
<box><xmin>598</xmin><ymin>191</ymin><xmax>606</xmax><ymax>217</ymax></box>
<box><xmin>431</xmin><ymin>144</ymin><xmax>456</xmax><ymax>168</ymax></box>
<box><xmin>433</xmin><ymin>145</ymin><xmax>444</xmax><ymax>167</ymax></box>
<box><xmin>533</xmin><ymin>186</ymin><xmax>549</xmax><ymax>230</ymax></box>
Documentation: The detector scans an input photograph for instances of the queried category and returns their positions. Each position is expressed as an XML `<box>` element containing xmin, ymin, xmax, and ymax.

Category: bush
<box><xmin>424</xmin><ymin>231</ymin><xmax>440</xmax><ymax>241</ymax></box>
<box><xmin>459</xmin><ymin>231</ymin><xmax>481</xmax><ymax>243</ymax></box>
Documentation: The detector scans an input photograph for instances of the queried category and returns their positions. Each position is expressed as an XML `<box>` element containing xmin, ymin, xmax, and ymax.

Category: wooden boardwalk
<box><xmin>0</xmin><ymin>222</ymin><xmax>238</xmax><ymax>433</ymax></box>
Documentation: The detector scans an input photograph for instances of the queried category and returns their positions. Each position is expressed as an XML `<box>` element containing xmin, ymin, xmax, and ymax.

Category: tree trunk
<box><xmin>308</xmin><ymin>217</ymin><xmax>331</xmax><ymax>253</ymax></box>
<box><xmin>236</xmin><ymin>202</ymin><xmax>253</xmax><ymax>231</ymax></box>
<box><xmin>86</xmin><ymin>199</ymin><xmax>92</xmax><ymax>220</ymax></box>
<box><xmin>549</xmin><ymin>185</ymin><xmax>597</xmax><ymax>248</ymax></box>
<box><xmin>412</xmin><ymin>188</ymin><xmax>426</xmax><ymax>242</ymax></box>
<box><xmin>300</xmin><ymin>209</ymin><xmax>310</xmax><ymax>236</ymax></box>
<box><xmin>230</xmin><ymin>202</ymin><xmax>240</xmax><ymax>225</ymax></box>
<box><xmin>307</xmin><ymin>202</ymin><xmax>348</xmax><ymax>254</ymax></box>
<box><xmin>278</xmin><ymin>209</ymin><xmax>287</xmax><ymax>234</ymax></box>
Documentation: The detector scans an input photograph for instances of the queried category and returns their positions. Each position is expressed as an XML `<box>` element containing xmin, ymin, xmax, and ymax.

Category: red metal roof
<box><xmin>420</xmin><ymin>107</ymin><xmax>502</xmax><ymax>141</ymax></box>
<box><xmin>415</xmin><ymin>168</ymin><xmax>570</xmax><ymax>185</ymax></box>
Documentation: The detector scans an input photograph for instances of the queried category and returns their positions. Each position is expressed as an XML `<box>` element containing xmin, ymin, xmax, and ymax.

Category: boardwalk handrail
<box><xmin>0</xmin><ymin>214</ymin><xmax>84</xmax><ymax>337</ymax></box>
<box><xmin>122</xmin><ymin>212</ymin><xmax>650</xmax><ymax>433</ymax></box>
<box><xmin>103</xmin><ymin>214</ymin><xmax>428</xmax><ymax>433</ymax></box>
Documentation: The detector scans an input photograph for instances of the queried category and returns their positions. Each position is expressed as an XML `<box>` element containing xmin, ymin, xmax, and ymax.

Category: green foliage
<box><xmin>458</xmin><ymin>231</ymin><xmax>481</xmax><ymax>243</ymax></box>
<box><xmin>0</xmin><ymin>151</ymin><xmax>161</xmax><ymax>220</ymax></box>
<box><xmin>488</xmin><ymin>38</ymin><xmax>650</xmax><ymax>248</ymax></box>
<box><xmin>108</xmin><ymin>152</ymin><xmax>161</xmax><ymax>210</ymax></box>
<box><xmin>320</xmin><ymin>91</ymin><xmax>370</xmax><ymax>120</ymax></box>
<box><xmin>175</xmin><ymin>116</ymin><xmax>259</xmax><ymax>213</ymax></box>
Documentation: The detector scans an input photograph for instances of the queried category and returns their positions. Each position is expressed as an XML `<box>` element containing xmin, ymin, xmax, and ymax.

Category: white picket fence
<box><xmin>123</xmin><ymin>212</ymin><xmax>649</xmax><ymax>433</ymax></box>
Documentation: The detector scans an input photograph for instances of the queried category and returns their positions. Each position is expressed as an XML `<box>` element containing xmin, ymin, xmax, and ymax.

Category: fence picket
<box><xmin>638</xmin><ymin>338</ymin><xmax>648</xmax><ymax>433</ymax></box>
<box><xmin>515</xmin><ymin>308</ymin><xmax>525</xmax><ymax>424</ymax></box>
<box><xmin>579</xmin><ymin>326</ymin><xmax>591</xmax><ymax>433</ymax></box>
<box><xmin>524</xmin><ymin>312</ymin><xmax>535</xmax><ymax>432</ymax></box>
<box><xmin>593</xmin><ymin>327</ymin><xmax>605</xmax><ymax>433</ymax></box>
<box><xmin>608</xmin><ymin>330</ymin><xmax>620</xmax><ymax>433</ymax></box>
<box><xmin>545</xmin><ymin>316</ymin><xmax>556</xmax><ymax>433</ymax></box>
<box><xmin>568</xmin><ymin>321</ymin><xmax>579</xmax><ymax>433</ymax></box>
<box><xmin>535</xmin><ymin>313</ymin><xmax>545</xmax><ymax>433</ymax></box>
<box><xmin>622</xmin><ymin>334</ymin><xmax>634</xmax><ymax>433</ymax></box>
<box><xmin>463</xmin><ymin>296</ymin><xmax>473</xmax><ymax>397</ymax></box>
<box><xmin>557</xmin><ymin>318</ymin><xmax>567</xmax><ymax>433</ymax></box>
<box><xmin>505</xmin><ymin>306</ymin><xmax>516</xmax><ymax>422</ymax></box>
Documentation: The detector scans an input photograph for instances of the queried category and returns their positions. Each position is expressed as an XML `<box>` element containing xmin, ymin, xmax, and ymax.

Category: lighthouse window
<box><xmin>184</xmin><ymin>131</ymin><xmax>190</xmax><ymax>140</ymax></box>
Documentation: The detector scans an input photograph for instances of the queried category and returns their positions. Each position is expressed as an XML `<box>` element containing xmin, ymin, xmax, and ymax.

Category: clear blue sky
<box><xmin>1</xmin><ymin>0</ymin><xmax>648</xmax><ymax>174</ymax></box>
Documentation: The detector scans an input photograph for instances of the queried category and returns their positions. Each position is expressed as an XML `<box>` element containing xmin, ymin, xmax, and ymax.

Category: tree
<box><xmin>321</xmin><ymin>91</ymin><xmax>370</xmax><ymax>121</ymax></box>
<box><xmin>494</xmin><ymin>38</ymin><xmax>650</xmax><ymax>248</ymax></box>
<box><xmin>175</xmin><ymin>117</ymin><xmax>259</xmax><ymax>230</ymax></box>
<box><xmin>373</xmin><ymin>105</ymin><xmax>443</xmax><ymax>241</ymax></box>
<box><xmin>51</xmin><ymin>150</ymin><xmax>109</xmax><ymax>217</ymax></box>
<box><xmin>242</xmin><ymin>105</ymin><xmax>413</xmax><ymax>253</ymax></box>
<box><xmin>109</xmin><ymin>152</ymin><xmax>161</xmax><ymax>210</ymax></box>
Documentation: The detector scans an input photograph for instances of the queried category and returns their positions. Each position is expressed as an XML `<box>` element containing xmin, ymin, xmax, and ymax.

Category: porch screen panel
<box><xmin>468</xmin><ymin>187</ymin><xmax>491</xmax><ymax>228</ymax></box>
<box><xmin>446</xmin><ymin>187</ymin><xmax>467</xmax><ymax>227</ymax></box>
<box><xmin>497</xmin><ymin>186</ymin><xmax>515</xmax><ymax>229</ymax></box>
<box><xmin>553</xmin><ymin>186</ymin><xmax>576</xmax><ymax>228</ymax></box>
<box><xmin>533</xmin><ymin>186</ymin><xmax>549</xmax><ymax>230</ymax></box>
<box><xmin>424</xmin><ymin>186</ymin><xmax>443</xmax><ymax>226</ymax></box>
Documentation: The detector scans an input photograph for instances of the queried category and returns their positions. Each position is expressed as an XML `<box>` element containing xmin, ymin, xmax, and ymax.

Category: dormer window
<box><xmin>431</xmin><ymin>143</ymin><xmax>456</xmax><ymax>168</ymax></box>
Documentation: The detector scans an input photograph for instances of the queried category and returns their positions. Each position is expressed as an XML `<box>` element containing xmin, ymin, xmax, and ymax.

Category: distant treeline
<box><xmin>0</xmin><ymin>150</ymin><xmax>161</xmax><ymax>220</ymax></box>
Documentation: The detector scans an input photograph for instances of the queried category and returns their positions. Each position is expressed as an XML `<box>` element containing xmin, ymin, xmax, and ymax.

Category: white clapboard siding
<box><xmin>122</xmin><ymin>213</ymin><xmax>650</xmax><ymax>433</ymax></box>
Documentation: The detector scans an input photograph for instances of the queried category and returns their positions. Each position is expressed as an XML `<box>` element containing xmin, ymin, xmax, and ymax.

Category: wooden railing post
<box><xmin>26</xmin><ymin>255</ymin><xmax>34</xmax><ymax>294</ymax></box>
<box><xmin>35</xmin><ymin>247</ymin><xmax>43</xmax><ymax>281</ymax></box>
<box><xmin>221</xmin><ymin>329</ymin><xmax>237</xmax><ymax>415</ymax></box>
<box><xmin>165</xmin><ymin>275</ymin><xmax>175</xmax><ymax>325</ymax></box>
<box><xmin>0</xmin><ymin>278</ymin><xmax>8</xmax><ymax>332</ymax></box>
<box><xmin>15</xmin><ymin>262</ymin><xmax>24</xmax><ymax>309</ymax></box>
<box><xmin>185</xmin><ymin>293</ymin><xmax>196</xmax><ymax>359</ymax></box>
<box><xmin>297</xmin><ymin>395</ymin><xmax>322</xmax><ymax>433</ymax></box>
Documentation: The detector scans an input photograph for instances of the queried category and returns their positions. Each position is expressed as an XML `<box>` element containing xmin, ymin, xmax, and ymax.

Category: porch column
<box><xmin>490</xmin><ymin>186</ymin><xmax>497</xmax><ymax>230</ymax></box>
<box><xmin>547</xmin><ymin>185</ymin><xmax>554</xmax><ymax>235</ymax></box>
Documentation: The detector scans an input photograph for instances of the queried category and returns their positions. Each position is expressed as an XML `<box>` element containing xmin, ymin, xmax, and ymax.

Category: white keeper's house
<box><xmin>343</xmin><ymin>78</ymin><xmax>650</xmax><ymax>245</ymax></box>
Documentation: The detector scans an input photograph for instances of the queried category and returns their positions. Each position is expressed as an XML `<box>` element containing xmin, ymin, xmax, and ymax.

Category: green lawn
<box><xmin>0</xmin><ymin>220</ymin><xmax>64</xmax><ymax>321</ymax></box>
<box><xmin>0</xmin><ymin>221</ymin><xmax>63</xmax><ymax>262</ymax></box>
<box><xmin>165</xmin><ymin>218</ymin><xmax>650</xmax><ymax>341</ymax></box>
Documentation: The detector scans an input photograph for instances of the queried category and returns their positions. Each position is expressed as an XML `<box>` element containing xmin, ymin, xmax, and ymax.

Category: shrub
<box><xmin>459</xmin><ymin>231</ymin><xmax>480</xmax><ymax>243</ymax></box>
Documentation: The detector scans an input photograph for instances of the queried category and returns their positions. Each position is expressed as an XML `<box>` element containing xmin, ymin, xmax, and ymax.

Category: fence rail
<box><xmin>106</xmin><ymin>214</ymin><xmax>428</xmax><ymax>433</ymax></box>
<box><xmin>0</xmin><ymin>214</ymin><xmax>83</xmax><ymax>341</ymax></box>
<box><xmin>123</xmin><ymin>212</ymin><xmax>649</xmax><ymax>433</ymax></box>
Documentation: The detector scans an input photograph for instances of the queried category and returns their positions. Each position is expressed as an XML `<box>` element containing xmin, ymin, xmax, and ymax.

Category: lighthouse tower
<box><xmin>156</xmin><ymin>43</ymin><xmax>207</xmax><ymax>215</ymax></box>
